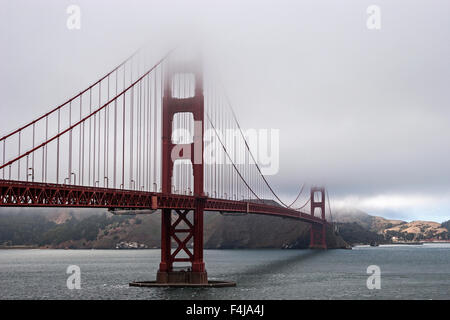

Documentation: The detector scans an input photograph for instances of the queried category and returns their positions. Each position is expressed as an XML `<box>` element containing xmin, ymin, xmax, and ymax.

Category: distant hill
<box><xmin>0</xmin><ymin>208</ymin><xmax>348</xmax><ymax>249</ymax></box>
<box><xmin>333</xmin><ymin>208</ymin><xmax>404</xmax><ymax>232</ymax></box>
<box><xmin>0</xmin><ymin>210</ymin><xmax>130</xmax><ymax>248</ymax></box>
<box><xmin>384</xmin><ymin>221</ymin><xmax>448</xmax><ymax>241</ymax></box>
<box><xmin>333</xmin><ymin>208</ymin><xmax>449</xmax><ymax>244</ymax></box>
<box><xmin>203</xmin><ymin>212</ymin><xmax>347</xmax><ymax>249</ymax></box>
<box><xmin>2</xmin><ymin>207</ymin><xmax>447</xmax><ymax>248</ymax></box>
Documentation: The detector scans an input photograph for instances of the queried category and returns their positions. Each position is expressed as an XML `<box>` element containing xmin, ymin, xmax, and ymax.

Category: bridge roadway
<box><xmin>0</xmin><ymin>179</ymin><xmax>325</xmax><ymax>225</ymax></box>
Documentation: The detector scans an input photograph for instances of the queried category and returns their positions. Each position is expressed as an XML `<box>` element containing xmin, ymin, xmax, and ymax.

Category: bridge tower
<box><xmin>309</xmin><ymin>187</ymin><xmax>327</xmax><ymax>249</ymax></box>
<box><xmin>156</xmin><ymin>57</ymin><xmax>208</xmax><ymax>284</ymax></box>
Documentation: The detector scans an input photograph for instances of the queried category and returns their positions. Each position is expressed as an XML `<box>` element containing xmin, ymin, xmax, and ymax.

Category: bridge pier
<box><xmin>156</xmin><ymin>199</ymin><xmax>208</xmax><ymax>285</ymax></box>
<box><xmin>130</xmin><ymin>200</ymin><xmax>234</xmax><ymax>287</ymax></box>
<box><xmin>310</xmin><ymin>223</ymin><xmax>327</xmax><ymax>249</ymax></box>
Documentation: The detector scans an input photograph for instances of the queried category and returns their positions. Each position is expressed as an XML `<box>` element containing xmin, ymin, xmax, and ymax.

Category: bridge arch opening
<box><xmin>312</xmin><ymin>206</ymin><xmax>323</xmax><ymax>218</ymax></box>
<box><xmin>171</xmin><ymin>73</ymin><xmax>196</xmax><ymax>99</ymax></box>
<box><xmin>172</xmin><ymin>112</ymin><xmax>194</xmax><ymax>144</ymax></box>
<box><xmin>172</xmin><ymin>159</ymin><xmax>194</xmax><ymax>195</ymax></box>
<box><xmin>313</xmin><ymin>190</ymin><xmax>323</xmax><ymax>203</ymax></box>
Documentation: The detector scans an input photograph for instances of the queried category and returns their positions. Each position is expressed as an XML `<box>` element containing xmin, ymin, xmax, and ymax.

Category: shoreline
<box><xmin>2</xmin><ymin>243</ymin><xmax>450</xmax><ymax>250</ymax></box>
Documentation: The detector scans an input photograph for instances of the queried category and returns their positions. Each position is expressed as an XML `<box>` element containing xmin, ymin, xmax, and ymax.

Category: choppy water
<box><xmin>0</xmin><ymin>244</ymin><xmax>449</xmax><ymax>299</ymax></box>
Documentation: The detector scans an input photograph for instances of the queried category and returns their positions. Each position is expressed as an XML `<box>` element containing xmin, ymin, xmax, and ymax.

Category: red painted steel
<box><xmin>158</xmin><ymin>57</ymin><xmax>207</xmax><ymax>283</ymax></box>
<box><xmin>0</xmin><ymin>53</ymin><xmax>170</xmax><ymax>172</ymax></box>
<box><xmin>309</xmin><ymin>187</ymin><xmax>327</xmax><ymax>249</ymax></box>
<box><xmin>0</xmin><ymin>50</ymin><xmax>140</xmax><ymax>143</ymax></box>
<box><xmin>0</xmin><ymin>179</ymin><xmax>326</xmax><ymax>223</ymax></box>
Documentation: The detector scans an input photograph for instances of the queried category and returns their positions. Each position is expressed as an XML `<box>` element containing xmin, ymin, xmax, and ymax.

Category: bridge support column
<box><xmin>156</xmin><ymin>201</ymin><xmax>207</xmax><ymax>285</ymax></box>
<box><xmin>156</xmin><ymin>55</ymin><xmax>208</xmax><ymax>285</ymax></box>
<box><xmin>309</xmin><ymin>187</ymin><xmax>327</xmax><ymax>249</ymax></box>
<box><xmin>310</xmin><ymin>223</ymin><xmax>326</xmax><ymax>249</ymax></box>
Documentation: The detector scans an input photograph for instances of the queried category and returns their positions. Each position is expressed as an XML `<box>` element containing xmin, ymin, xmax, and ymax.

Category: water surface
<box><xmin>0</xmin><ymin>244</ymin><xmax>448</xmax><ymax>299</ymax></box>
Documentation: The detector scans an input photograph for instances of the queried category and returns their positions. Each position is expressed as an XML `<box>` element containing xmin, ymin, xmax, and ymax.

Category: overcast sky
<box><xmin>1</xmin><ymin>0</ymin><xmax>449</xmax><ymax>222</ymax></box>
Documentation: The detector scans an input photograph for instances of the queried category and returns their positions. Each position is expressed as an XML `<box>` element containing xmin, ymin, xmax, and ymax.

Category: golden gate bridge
<box><xmin>0</xmin><ymin>48</ymin><xmax>329</xmax><ymax>286</ymax></box>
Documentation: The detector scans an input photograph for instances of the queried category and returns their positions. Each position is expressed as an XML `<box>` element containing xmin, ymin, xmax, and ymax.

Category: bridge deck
<box><xmin>0</xmin><ymin>180</ymin><xmax>325</xmax><ymax>225</ymax></box>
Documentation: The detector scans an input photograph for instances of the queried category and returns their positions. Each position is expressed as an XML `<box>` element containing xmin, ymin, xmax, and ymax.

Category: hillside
<box><xmin>383</xmin><ymin>221</ymin><xmax>448</xmax><ymax>241</ymax></box>
<box><xmin>0</xmin><ymin>208</ymin><xmax>348</xmax><ymax>249</ymax></box>
<box><xmin>333</xmin><ymin>208</ymin><xmax>450</xmax><ymax>243</ymax></box>
<box><xmin>3</xmin><ymin>207</ymin><xmax>445</xmax><ymax>248</ymax></box>
<box><xmin>333</xmin><ymin>208</ymin><xmax>404</xmax><ymax>232</ymax></box>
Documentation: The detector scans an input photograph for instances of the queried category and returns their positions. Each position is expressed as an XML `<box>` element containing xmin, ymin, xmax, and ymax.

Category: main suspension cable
<box><xmin>287</xmin><ymin>184</ymin><xmax>305</xmax><ymax>208</ymax></box>
<box><xmin>221</xmin><ymin>91</ymin><xmax>304</xmax><ymax>208</ymax></box>
<box><xmin>0</xmin><ymin>51</ymin><xmax>173</xmax><ymax>171</ymax></box>
<box><xmin>205</xmin><ymin>112</ymin><xmax>261</xmax><ymax>201</ymax></box>
<box><xmin>0</xmin><ymin>48</ymin><xmax>143</xmax><ymax>142</ymax></box>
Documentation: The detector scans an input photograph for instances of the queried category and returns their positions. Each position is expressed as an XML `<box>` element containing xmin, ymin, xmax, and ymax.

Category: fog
<box><xmin>1</xmin><ymin>0</ymin><xmax>449</xmax><ymax>221</ymax></box>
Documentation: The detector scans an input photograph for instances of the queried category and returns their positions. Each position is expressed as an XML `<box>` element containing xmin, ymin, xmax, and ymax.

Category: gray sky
<box><xmin>1</xmin><ymin>0</ymin><xmax>449</xmax><ymax>221</ymax></box>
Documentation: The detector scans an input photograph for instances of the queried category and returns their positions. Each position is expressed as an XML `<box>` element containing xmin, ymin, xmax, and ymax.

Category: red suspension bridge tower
<box><xmin>157</xmin><ymin>58</ymin><xmax>208</xmax><ymax>284</ymax></box>
<box><xmin>310</xmin><ymin>187</ymin><xmax>327</xmax><ymax>249</ymax></box>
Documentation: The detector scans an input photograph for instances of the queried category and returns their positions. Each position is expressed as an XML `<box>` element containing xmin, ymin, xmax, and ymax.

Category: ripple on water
<box><xmin>0</xmin><ymin>246</ymin><xmax>449</xmax><ymax>299</ymax></box>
